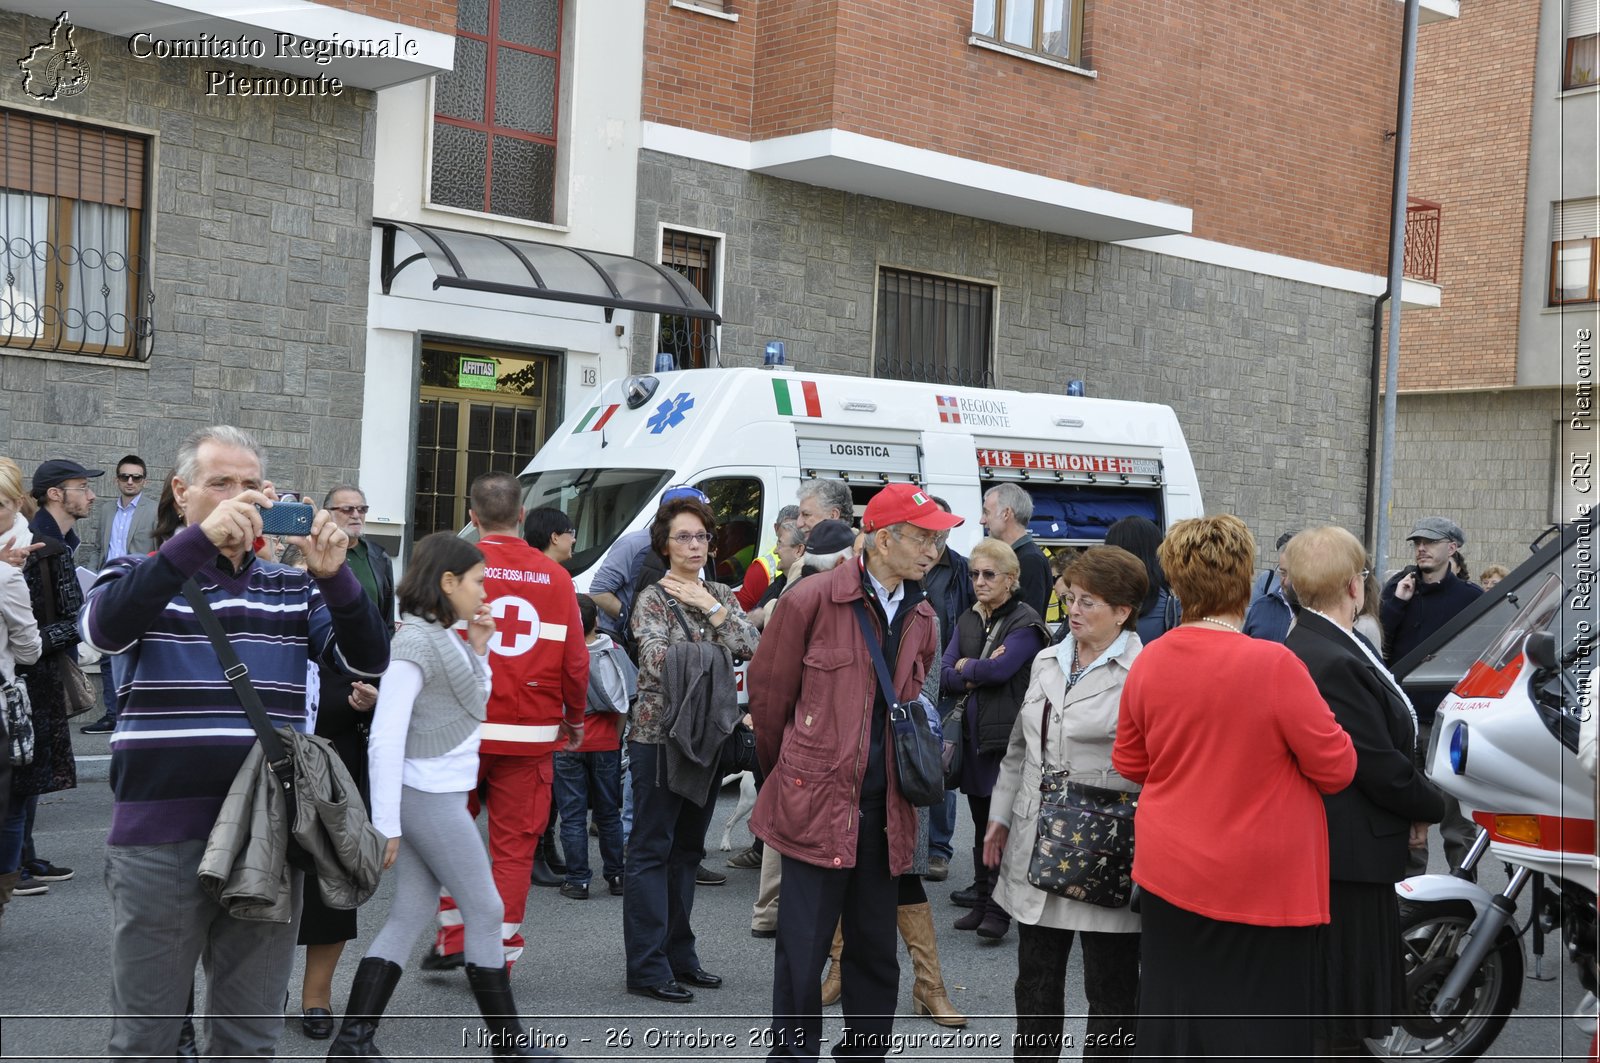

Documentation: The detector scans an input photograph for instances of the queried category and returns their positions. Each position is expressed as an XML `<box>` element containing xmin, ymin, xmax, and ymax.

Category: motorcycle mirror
<box><xmin>1524</xmin><ymin>630</ymin><xmax>1558</xmax><ymax>670</ymax></box>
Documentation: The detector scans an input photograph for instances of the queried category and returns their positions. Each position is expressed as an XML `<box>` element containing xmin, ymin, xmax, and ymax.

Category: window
<box><xmin>874</xmin><ymin>267</ymin><xmax>995</xmax><ymax>387</ymax></box>
<box><xmin>430</xmin><ymin>0</ymin><xmax>562</xmax><ymax>223</ymax></box>
<box><xmin>694</xmin><ymin>476</ymin><xmax>764</xmax><ymax>585</ymax></box>
<box><xmin>1567</xmin><ymin>0</ymin><xmax>1599</xmax><ymax>89</ymax></box>
<box><xmin>659</xmin><ymin>229</ymin><xmax>719</xmax><ymax>368</ymax></box>
<box><xmin>972</xmin><ymin>0</ymin><xmax>1084</xmax><ymax>65</ymax></box>
<box><xmin>0</xmin><ymin>109</ymin><xmax>151</xmax><ymax>358</ymax></box>
<box><xmin>1551</xmin><ymin>199</ymin><xmax>1600</xmax><ymax>305</ymax></box>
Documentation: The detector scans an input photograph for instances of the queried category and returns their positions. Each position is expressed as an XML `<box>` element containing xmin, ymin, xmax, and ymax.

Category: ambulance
<box><xmin>518</xmin><ymin>365</ymin><xmax>1204</xmax><ymax>590</ymax></box>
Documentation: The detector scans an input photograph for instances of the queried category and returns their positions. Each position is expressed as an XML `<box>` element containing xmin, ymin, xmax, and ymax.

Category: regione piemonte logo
<box><xmin>19</xmin><ymin>11</ymin><xmax>89</xmax><ymax>100</ymax></box>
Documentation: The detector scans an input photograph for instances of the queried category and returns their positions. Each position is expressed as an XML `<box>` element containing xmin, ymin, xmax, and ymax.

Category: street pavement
<box><xmin>0</xmin><ymin>722</ymin><xmax>1588</xmax><ymax>1062</ymax></box>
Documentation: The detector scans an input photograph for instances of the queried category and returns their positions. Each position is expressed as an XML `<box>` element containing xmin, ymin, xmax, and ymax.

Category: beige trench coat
<box><xmin>990</xmin><ymin>635</ymin><xmax>1143</xmax><ymax>932</ymax></box>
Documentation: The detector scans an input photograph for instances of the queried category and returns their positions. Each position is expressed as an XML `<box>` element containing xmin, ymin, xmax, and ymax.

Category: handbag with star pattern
<box><xmin>1025</xmin><ymin>696</ymin><xmax>1139</xmax><ymax>908</ymax></box>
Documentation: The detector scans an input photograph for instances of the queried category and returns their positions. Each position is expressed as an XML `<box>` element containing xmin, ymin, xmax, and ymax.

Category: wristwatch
<box><xmin>707</xmin><ymin>601</ymin><xmax>725</xmax><ymax>618</ymax></box>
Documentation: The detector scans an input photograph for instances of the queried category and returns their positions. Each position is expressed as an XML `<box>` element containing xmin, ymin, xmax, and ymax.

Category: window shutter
<box><xmin>0</xmin><ymin>110</ymin><xmax>146</xmax><ymax>208</ymax></box>
<box><xmin>1555</xmin><ymin>198</ymin><xmax>1600</xmax><ymax>241</ymax></box>
<box><xmin>1570</xmin><ymin>0</ymin><xmax>1598</xmax><ymax>39</ymax></box>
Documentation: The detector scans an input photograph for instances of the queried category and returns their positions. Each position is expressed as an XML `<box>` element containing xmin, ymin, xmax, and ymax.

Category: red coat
<box><xmin>748</xmin><ymin>559</ymin><xmax>936</xmax><ymax>876</ymax></box>
<box><xmin>476</xmin><ymin>534</ymin><xmax>588</xmax><ymax>757</ymax></box>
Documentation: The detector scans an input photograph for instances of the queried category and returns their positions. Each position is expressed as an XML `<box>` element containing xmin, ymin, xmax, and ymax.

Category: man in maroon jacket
<box><xmin>427</xmin><ymin>472</ymin><xmax>588</xmax><ymax>970</ymax></box>
<box><xmin>748</xmin><ymin>484</ymin><xmax>962</xmax><ymax>1062</ymax></box>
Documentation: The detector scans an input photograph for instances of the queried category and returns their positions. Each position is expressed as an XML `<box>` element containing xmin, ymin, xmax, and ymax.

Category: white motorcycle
<box><xmin>1368</xmin><ymin>556</ymin><xmax>1597</xmax><ymax>1061</ymax></box>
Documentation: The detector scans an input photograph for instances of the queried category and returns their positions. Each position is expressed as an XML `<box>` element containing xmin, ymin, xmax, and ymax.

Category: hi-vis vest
<box><xmin>475</xmin><ymin>535</ymin><xmax>590</xmax><ymax>756</ymax></box>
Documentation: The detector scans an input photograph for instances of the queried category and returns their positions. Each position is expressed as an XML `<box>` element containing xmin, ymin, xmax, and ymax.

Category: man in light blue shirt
<box><xmin>83</xmin><ymin>455</ymin><xmax>156</xmax><ymax>735</ymax></box>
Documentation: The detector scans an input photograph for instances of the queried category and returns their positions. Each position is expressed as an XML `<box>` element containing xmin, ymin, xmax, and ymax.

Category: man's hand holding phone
<box><xmin>1394</xmin><ymin>566</ymin><xmax>1419</xmax><ymax>602</ymax></box>
<box><xmin>293</xmin><ymin>507</ymin><xmax>351</xmax><ymax>579</ymax></box>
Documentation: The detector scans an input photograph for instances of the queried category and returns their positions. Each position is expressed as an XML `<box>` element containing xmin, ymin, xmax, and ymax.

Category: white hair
<box><xmin>984</xmin><ymin>482</ymin><xmax>1033</xmax><ymax>526</ymax></box>
<box><xmin>175</xmin><ymin>425</ymin><xmax>266</xmax><ymax>485</ymax></box>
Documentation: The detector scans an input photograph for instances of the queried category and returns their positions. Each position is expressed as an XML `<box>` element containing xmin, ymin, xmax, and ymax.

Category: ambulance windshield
<box><xmin>519</xmin><ymin>467</ymin><xmax>670</xmax><ymax>575</ymax></box>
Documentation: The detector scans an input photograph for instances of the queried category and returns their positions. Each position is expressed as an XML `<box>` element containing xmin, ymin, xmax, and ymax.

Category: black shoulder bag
<box><xmin>851</xmin><ymin>600</ymin><xmax>944</xmax><ymax>807</ymax></box>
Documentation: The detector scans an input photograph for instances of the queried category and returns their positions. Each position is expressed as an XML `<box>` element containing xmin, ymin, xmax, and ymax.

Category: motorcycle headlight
<box><xmin>1449</xmin><ymin>722</ymin><xmax>1469</xmax><ymax>775</ymax></box>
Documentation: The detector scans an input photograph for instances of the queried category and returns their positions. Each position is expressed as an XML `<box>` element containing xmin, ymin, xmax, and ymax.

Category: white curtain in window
<box><xmin>973</xmin><ymin>0</ymin><xmax>996</xmax><ymax>36</ymax></box>
<box><xmin>0</xmin><ymin>191</ymin><xmax>47</xmax><ymax>339</ymax></box>
<box><xmin>66</xmin><ymin>201</ymin><xmax>130</xmax><ymax>348</ymax></box>
<box><xmin>1041</xmin><ymin>0</ymin><xmax>1069</xmax><ymax>56</ymax></box>
<box><xmin>1556</xmin><ymin>242</ymin><xmax>1594</xmax><ymax>301</ymax></box>
<box><xmin>1004</xmin><ymin>0</ymin><xmax>1036</xmax><ymax>46</ymax></box>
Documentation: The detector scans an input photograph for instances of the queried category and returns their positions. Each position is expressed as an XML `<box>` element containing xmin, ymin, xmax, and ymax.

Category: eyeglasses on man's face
<box><xmin>669</xmin><ymin>532</ymin><xmax>712</xmax><ymax>546</ymax></box>
<box><xmin>892</xmin><ymin>528</ymin><xmax>945</xmax><ymax>552</ymax></box>
<box><xmin>332</xmin><ymin>505</ymin><xmax>370</xmax><ymax>516</ymax></box>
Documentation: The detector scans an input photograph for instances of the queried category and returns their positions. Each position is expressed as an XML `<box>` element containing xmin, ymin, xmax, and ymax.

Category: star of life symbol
<box><xmin>646</xmin><ymin>392</ymin><xmax>694</xmax><ymax>434</ymax></box>
<box><xmin>488</xmin><ymin>595</ymin><xmax>540</xmax><ymax>657</ymax></box>
<box><xmin>19</xmin><ymin>12</ymin><xmax>90</xmax><ymax>101</ymax></box>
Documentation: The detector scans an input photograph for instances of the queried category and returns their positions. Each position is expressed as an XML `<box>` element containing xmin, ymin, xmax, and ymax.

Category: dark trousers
<box><xmin>553</xmin><ymin>747</ymin><xmax>625</xmax><ymax>885</ymax></box>
<box><xmin>623</xmin><ymin>740</ymin><xmax>716</xmax><ymax>987</ymax></box>
<box><xmin>1014</xmin><ymin>922</ymin><xmax>1139</xmax><ymax>1061</ymax></box>
<box><xmin>770</xmin><ymin>804</ymin><xmax>899</xmax><ymax>1062</ymax></box>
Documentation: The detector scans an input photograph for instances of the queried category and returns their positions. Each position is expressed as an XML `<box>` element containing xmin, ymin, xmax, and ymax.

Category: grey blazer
<box><xmin>103</xmin><ymin>495</ymin><xmax>158</xmax><ymax>564</ymax></box>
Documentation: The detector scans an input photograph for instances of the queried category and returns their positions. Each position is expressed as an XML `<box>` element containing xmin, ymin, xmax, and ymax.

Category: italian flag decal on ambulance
<box><xmin>574</xmin><ymin>404</ymin><xmax>619</xmax><ymax>433</ymax></box>
<box><xmin>772</xmin><ymin>378</ymin><xmax>822</xmax><ymax>417</ymax></box>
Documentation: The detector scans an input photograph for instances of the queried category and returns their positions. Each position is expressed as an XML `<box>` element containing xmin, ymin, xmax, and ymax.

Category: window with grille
<box><xmin>0</xmin><ymin>108</ymin><xmax>152</xmax><ymax>358</ymax></box>
<box><xmin>430</xmin><ymin>0</ymin><xmax>562</xmax><ymax>223</ymax></box>
<box><xmin>1567</xmin><ymin>0</ymin><xmax>1598</xmax><ymax>89</ymax></box>
<box><xmin>659</xmin><ymin>229</ymin><xmax>719</xmax><ymax>369</ymax></box>
<box><xmin>1552</xmin><ymin>199</ymin><xmax>1600</xmax><ymax>305</ymax></box>
<box><xmin>971</xmin><ymin>0</ymin><xmax>1086</xmax><ymax>66</ymax></box>
<box><xmin>874</xmin><ymin>268</ymin><xmax>995</xmax><ymax>387</ymax></box>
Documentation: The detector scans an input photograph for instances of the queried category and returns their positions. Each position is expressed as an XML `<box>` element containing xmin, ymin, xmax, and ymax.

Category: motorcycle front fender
<box><xmin>1395</xmin><ymin>872</ymin><xmax>1497</xmax><ymax>919</ymax></box>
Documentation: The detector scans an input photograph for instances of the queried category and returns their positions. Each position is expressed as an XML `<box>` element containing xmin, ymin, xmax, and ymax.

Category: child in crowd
<box><xmin>552</xmin><ymin>594</ymin><xmax>634</xmax><ymax>899</ymax></box>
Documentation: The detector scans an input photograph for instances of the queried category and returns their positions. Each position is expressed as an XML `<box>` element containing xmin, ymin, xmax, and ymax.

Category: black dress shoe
<box><xmin>559</xmin><ymin>881</ymin><xmax>589</xmax><ymax>900</ymax></box>
<box><xmin>627</xmin><ymin>980</ymin><xmax>694</xmax><ymax>1004</ymax></box>
<box><xmin>606</xmin><ymin>875</ymin><xmax>625</xmax><ymax>896</ymax></box>
<box><xmin>300</xmin><ymin>1007</ymin><xmax>334</xmax><ymax>1039</ymax></box>
<box><xmin>420</xmin><ymin>947</ymin><xmax>465</xmax><ymax>971</ymax></box>
<box><xmin>750</xmin><ymin>928</ymin><xmax>776</xmax><ymax>939</ymax></box>
<box><xmin>674</xmin><ymin>967</ymin><xmax>722</xmax><ymax>989</ymax></box>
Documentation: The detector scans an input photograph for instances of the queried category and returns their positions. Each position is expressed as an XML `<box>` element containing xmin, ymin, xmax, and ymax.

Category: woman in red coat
<box><xmin>1112</xmin><ymin>515</ymin><xmax>1356</xmax><ymax>1062</ymax></box>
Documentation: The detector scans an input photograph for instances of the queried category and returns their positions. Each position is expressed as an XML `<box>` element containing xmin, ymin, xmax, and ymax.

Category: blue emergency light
<box><xmin>764</xmin><ymin>341</ymin><xmax>786</xmax><ymax>366</ymax></box>
<box><xmin>1067</xmin><ymin>380</ymin><xmax>1086</xmax><ymax>397</ymax></box>
<box><xmin>654</xmin><ymin>352</ymin><xmax>677</xmax><ymax>373</ymax></box>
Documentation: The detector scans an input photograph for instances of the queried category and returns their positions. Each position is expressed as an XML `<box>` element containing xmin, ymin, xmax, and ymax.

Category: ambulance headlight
<box><xmin>1448</xmin><ymin>722</ymin><xmax>1469</xmax><ymax>775</ymax></box>
<box><xmin>624</xmin><ymin>374</ymin><xmax>660</xmax><ymax>410</ymax></box>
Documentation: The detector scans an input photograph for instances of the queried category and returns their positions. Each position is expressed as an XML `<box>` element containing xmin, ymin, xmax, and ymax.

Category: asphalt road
<box><xmin>0</xmin><ymin>727</ymin><xmax>1589</xmax><ymax>1062</ymax></box>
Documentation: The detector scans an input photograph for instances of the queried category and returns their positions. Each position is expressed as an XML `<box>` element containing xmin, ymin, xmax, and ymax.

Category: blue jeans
<box><xmin>553</xmin><ymin>747</ymin><xmax>625</xmax><ymax>886</ymax></box>
<box><xmin>623</xmin><ymin>740</ymin><xmax>716</xmax><ymax>987</ymax></box>
<box><xmin>928</xmin><ymin>788</ymin><xmax>957</xmax><ymax>861</ymax></box>
<box><xmin>0</xmin><ymin>794</ymin><xmax>31</xmax><ymax>874</ymax></box>
<box><xmin>98</xmin><ymin>653</ymin><xmax>129</xmax><ymax>721</ymax></box>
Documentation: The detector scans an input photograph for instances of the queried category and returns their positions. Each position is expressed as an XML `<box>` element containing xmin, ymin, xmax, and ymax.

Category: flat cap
<box><xmin>1406</xmin><ymin>516</ymin><xmax>1464</xmax><ymax>546</ymax></box>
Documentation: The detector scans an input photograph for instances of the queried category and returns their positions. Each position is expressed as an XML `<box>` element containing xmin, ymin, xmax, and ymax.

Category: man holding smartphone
<box><xmin>1380</xmin><ymin>515</ymin><xmax>1482</xmax><ymax>875</ymax></box>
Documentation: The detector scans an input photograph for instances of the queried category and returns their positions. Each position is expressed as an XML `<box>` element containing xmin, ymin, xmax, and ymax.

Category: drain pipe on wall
<box><xmin>1372</xmin><ymin>0</ymin><xmax>1421</xmax><ymax>580</ymax></box>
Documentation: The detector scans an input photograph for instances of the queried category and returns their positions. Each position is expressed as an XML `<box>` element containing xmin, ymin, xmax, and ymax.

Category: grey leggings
<box><xmin>367</xmin><ymin>785</ymin><xmax>505</xmax><ymax>969</ymax></box>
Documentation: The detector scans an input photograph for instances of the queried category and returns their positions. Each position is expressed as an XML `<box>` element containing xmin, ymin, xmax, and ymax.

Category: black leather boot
<box><xmin>529</xmin><ymin>835</ymin><xmax>562</xmax><ymax>888</ymax></box>
<box><xmin>465</xmin><ymin>963</ymin><xmax>548</xmax><ymax>1058</ymax></box>
<box><xmin>327</xmin><ymin>957</ymin><xmax>402</xmax><ymax>1061</ymax></box>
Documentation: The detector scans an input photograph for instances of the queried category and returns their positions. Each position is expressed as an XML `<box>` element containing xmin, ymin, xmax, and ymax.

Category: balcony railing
<box><xmin>1405</xmin><ymin>196</ymin><xmax>1442</xmax><ymax>284</ymax></box>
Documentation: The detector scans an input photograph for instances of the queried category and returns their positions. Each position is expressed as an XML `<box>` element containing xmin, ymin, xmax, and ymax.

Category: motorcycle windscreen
<box><xmin>1393</xmin><ymin>511</ymin><xmax>1596</xmax><ymax>704</ymax></box>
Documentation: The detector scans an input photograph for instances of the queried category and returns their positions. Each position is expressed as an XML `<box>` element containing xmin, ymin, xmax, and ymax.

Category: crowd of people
<box><xmin>0</xmin><ymin>426</ymin><xmax>1506</xmax><ymax>1061</ymax></box>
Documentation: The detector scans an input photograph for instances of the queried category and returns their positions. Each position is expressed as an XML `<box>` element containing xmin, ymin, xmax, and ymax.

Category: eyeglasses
<box><xmin>59</xmin><ymin>485</ymin><xmax>93</xmax><ymax>494</ymax></box>
<box><xmin>117</xmin><ymin>473</ymin><xmax>146</xmax><ymax>483</ymax></box>
<box><xmin>1357</xmin><ymin>569</ymin><xmax>1371</xmax><ymax>581</ymax></box>
<box><xmin>891</xmin><ymin>528</ymin><xmax>945</xmax><ymax>552</ymax></box>
<box><xmin>1061</xmin><ymin>595</ymin><xmax>1106</xmax><ymax>611</ymax></box>
<box><xmin>669</xmin><ymin>532</ymin><xmax>712</xmax><ymax>545</ymax></box>
<box><xmin>971</xmin><ymin>568</ymin><xmax>1007</xmax><ymax>582</ymax></box>
<box><xmin>331</xmin><ymin>505</ymin><xmax>370</xmax><ymax>516</ymax></box>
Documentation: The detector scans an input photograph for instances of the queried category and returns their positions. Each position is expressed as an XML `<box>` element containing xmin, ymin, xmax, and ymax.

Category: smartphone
<box><xmin>256</xmin><ymin>500</ymin><xmax>315</xmax><ymax>536</ymax></box>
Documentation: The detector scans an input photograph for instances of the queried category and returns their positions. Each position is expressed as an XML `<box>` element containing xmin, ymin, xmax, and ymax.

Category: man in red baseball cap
<box><xmin>748</xmin><ymin>482</ymin><xmax>961</xmax><ymax>1062</ymax></box>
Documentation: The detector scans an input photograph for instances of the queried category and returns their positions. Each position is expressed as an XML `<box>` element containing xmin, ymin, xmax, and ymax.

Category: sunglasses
<box><xmin>972</xmin><ymin>568</ymin><xmax>1007</xmax><ymax>582</ymax></box>
<box><xmin>117</xmin><ymin>473</ymin><xmax>146</xmax><ymax>483</ymax></box>
<box><xmin>331</xmin><ymin>505</ymin><xmax>370</xmax><ymax>516</ymax></box>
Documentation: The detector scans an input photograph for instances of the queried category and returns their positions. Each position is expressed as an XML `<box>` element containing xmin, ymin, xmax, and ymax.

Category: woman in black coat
<box><xmin>1281</xmin><ymin>526</ymin><xmax>1447</xmax><ymax>1052</ymax></box>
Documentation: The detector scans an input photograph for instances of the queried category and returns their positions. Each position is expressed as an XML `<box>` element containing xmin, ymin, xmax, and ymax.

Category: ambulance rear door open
<box><xmin>973</xmin><ymin>437</ymin><xmax>1169</xmax><ymax>549</ymax></box>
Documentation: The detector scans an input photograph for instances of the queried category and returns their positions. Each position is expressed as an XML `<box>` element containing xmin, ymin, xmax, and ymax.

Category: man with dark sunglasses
<box><xmin>82</xmin><ymin>455</ymin><xmax>156</xmax><ymax>735</ymax></box>
<box><xmin>323</xmin><ymin>485</ymin><xmax>394</xmax><ymax>627</ymax></box>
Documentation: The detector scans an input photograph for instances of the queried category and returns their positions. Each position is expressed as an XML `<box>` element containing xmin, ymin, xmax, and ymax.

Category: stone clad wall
<box><xmin>635</xmin><ymin>151</ymin><xmax>1377</xmax><ymax>544</ymax></box>
<box><xmin>0</xmin><ymin>12</ymin><xmax>377</xmax><ymax>563</ymax></box>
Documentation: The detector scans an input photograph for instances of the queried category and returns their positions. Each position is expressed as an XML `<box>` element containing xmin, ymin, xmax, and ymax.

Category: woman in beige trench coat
<box><xmin>984</xmin><ymin>546</ymin><xmax>1149</xmax><ymax>1062</ymax></box>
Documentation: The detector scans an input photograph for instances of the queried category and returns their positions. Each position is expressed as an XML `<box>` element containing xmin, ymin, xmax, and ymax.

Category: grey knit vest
<box><xmin>389</xmin><ymin>614</ymin><xmax>489</xmax><ymax>759</ymax></box>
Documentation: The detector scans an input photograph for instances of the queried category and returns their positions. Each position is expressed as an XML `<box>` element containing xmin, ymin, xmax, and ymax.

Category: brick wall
<box><xmin>1386</xmin><ymin>389</ymin><xmax>1564</xmax><ymax>572</ymax></box>
<box><xmin>645</xmin><ymin>0</ymin><xmax>1405</xmax><ymax>275</ymax></box>
<box><xmin>314</xmin><ymin>0</ymin><xmax>458</xmax><ymax>34</ymax></box>
<box><xmin>0</xmin><ymin>13</ymin><xmax>378</xmax><ymax>565</ymax></box>
<box><xmin>1398</xmin><ymin>0</ymin><xmax>1538</xmax><ymax>391</ymax></box>
<box><xmin>636</xmin><ymin>152</ymin><xmax>1378</xmax><ymax>541</ymax></box>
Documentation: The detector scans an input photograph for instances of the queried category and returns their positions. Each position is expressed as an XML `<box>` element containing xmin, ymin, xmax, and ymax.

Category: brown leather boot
<box><xmin>898</xmin><ymin>902</ymin><xmax>967</xmax><ymax>1028</ymax></box>
<box><xmin>819</xmin><ymin>922</ymin><xmax>843</xmax><ymax>1006</ymax></box>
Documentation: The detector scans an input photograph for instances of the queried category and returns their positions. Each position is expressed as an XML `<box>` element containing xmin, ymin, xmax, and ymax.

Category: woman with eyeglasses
<box><xmin>624</xmin><ymin>493</ymin><xmax>759</xmax><ymax>1003</ymax></box>
<box><xmin>1281</xmin><ymin>526</ymin><xmax>1445</xmax><ymax>1054</ymax></box>
<box><xmin>942</xmin><ymin>537</ymin><xmax>1050</xmax><ymax>942</ymax></box>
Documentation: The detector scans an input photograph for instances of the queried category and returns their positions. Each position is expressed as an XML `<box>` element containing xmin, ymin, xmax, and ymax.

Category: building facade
<box><xmin>1395</xmin><ymin>0</ymin><xmax>1598</xmax><ymax>572</ymax></box>
<box><xmin>0</xmin><ymin>0</ymin><xmax>453</xmax><ymax>563</ymax></box>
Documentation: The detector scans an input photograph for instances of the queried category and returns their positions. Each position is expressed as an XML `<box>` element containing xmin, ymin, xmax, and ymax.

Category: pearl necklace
<box><xmin>1197</xmin><ymin>616</ymin><xmax>1243</xmax><ymax>633</ymax></box>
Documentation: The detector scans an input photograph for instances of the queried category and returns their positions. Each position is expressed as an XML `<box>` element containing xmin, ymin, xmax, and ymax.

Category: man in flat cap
<box><xmin>1381</xmin><ymin>515</ymin><xmax>1482</xmax><ymax>874</ymax></box>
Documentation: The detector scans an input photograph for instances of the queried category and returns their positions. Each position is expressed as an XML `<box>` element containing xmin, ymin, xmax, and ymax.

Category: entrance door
<box><xmin>414</xmin><ymin>344</ymin><xmax>555</xmax><ymax>538</ymax></box>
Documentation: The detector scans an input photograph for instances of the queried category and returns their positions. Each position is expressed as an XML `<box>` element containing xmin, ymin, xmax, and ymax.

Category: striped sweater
<box><xmin>80</xmin><ymin>522</ymin><xmax>391</xmax><ymax>845</ymax></box>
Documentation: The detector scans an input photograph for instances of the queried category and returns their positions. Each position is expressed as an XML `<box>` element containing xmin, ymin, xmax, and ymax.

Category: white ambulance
<box><xmin>519</xmin><ymin>366</ymin><xmax>1203</xmax><ymax>589</ymax></box>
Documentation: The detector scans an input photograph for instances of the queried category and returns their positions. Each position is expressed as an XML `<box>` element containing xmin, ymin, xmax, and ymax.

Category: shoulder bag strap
<box><xmin>851</xmin><ymin>600</ymin><xmax>900</xmax><ymax>711</ymax></box>
<box><xmin>181</xmin><ymin>578</ymin><xmax>295</xmax><ymax>801</ymax></box>
<box><xmin>662</xmin><ymin>593</ymin><xmax>700</xmax><ymax>642</ymax></box>
<box><xmin>1039</xmin><ymin>696</ymin><xmax>1056</xmax><ymax>775</ymax></box>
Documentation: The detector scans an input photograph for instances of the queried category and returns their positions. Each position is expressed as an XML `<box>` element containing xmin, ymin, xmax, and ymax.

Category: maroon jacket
<box><xmin>747</xmin><ymin>558</ymin><xmax>937</xmax><ymax>875</ymax></box>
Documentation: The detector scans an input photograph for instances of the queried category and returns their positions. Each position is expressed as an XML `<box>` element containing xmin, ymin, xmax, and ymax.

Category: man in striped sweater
<box><xmin>79</xmin><ymin>425</ymin><xmax>390</xmax><ymax>1061</ymax></box>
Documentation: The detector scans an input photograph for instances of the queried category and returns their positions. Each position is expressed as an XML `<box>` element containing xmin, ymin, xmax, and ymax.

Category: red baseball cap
<box><xmin>861</xmin><ymin>484</ymin><xmax>965</xmax><ymax>534</ymax></box>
